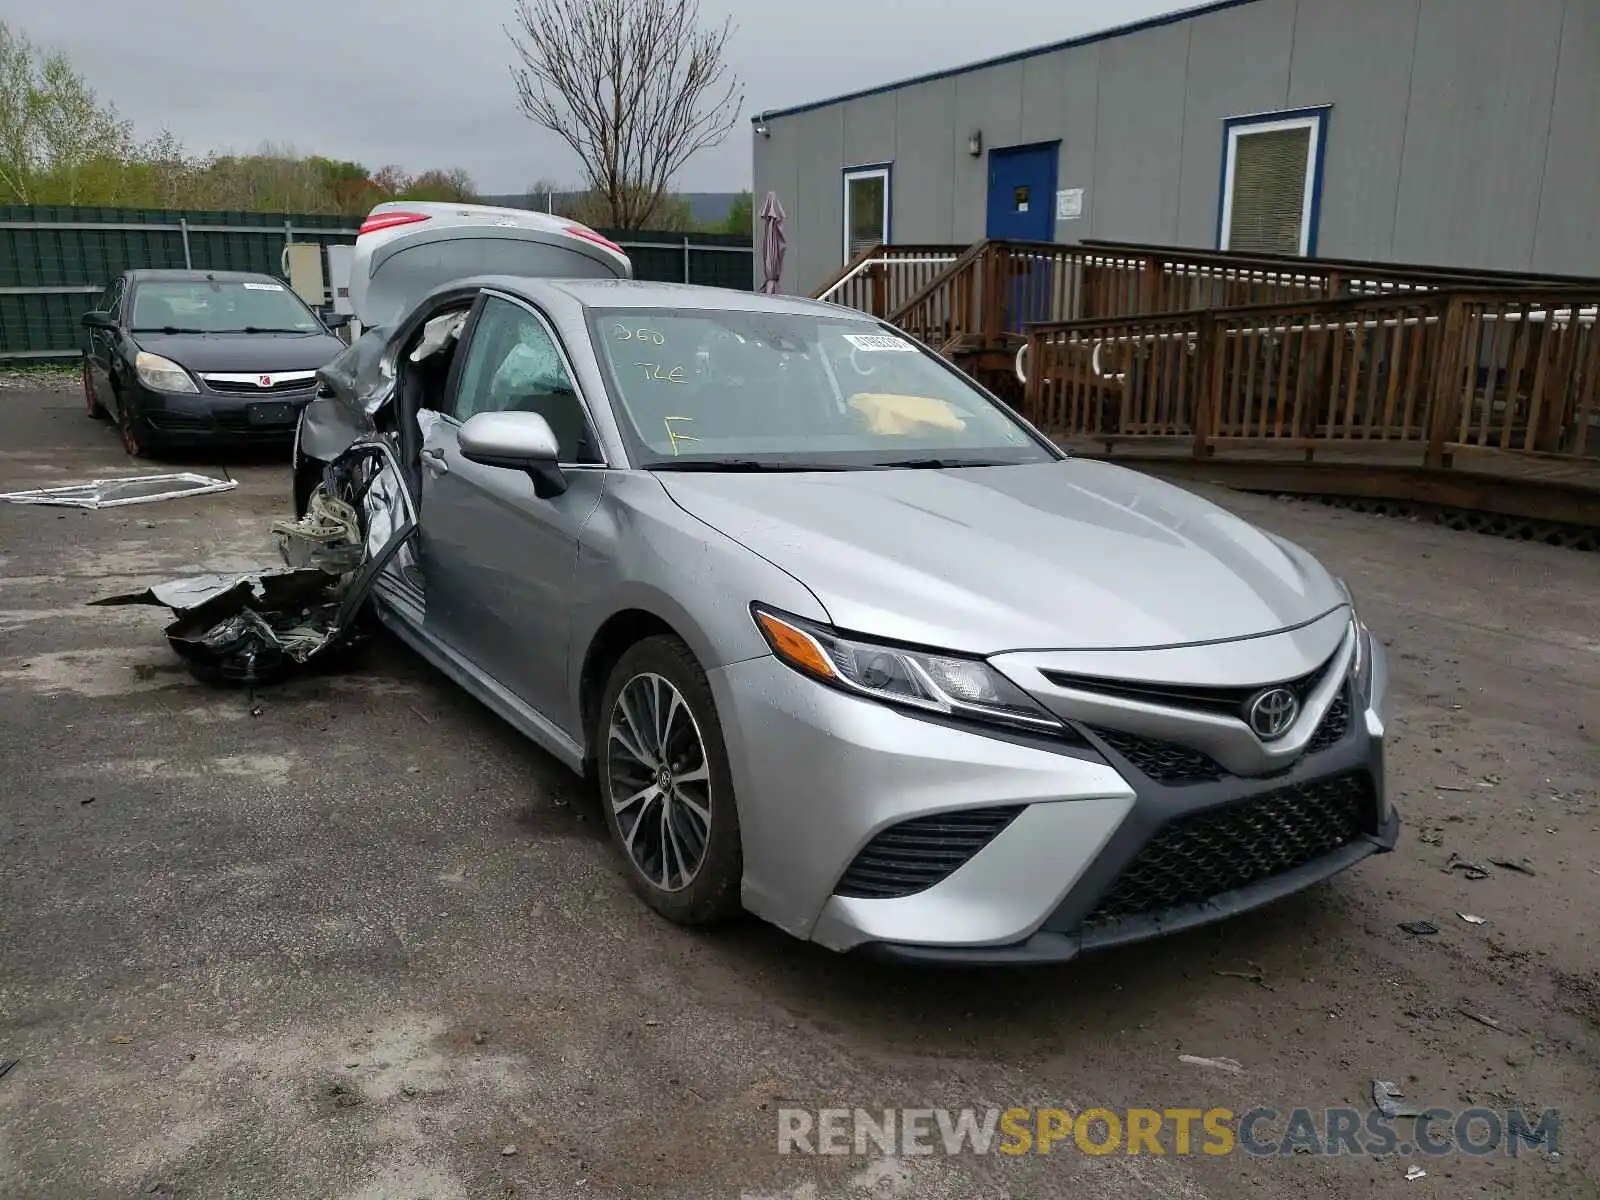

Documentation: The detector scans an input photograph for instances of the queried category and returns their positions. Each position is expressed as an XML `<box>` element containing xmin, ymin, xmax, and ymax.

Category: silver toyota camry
<box><xmin>297</xmin><ymin>273</ymin><xmax>1396</xmax><ymax>964</ymax></box>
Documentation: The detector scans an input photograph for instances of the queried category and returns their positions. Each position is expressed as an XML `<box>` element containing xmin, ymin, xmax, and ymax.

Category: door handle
<box><xmin>421</xmin><ymin>448</ymin><xmax>449</xmax><ymax>477</ymax></box>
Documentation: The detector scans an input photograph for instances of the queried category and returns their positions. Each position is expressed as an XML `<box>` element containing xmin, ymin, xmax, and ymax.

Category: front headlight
<box><xmin>1336</xmin><ymin>577</ymin><xmax>1374</xmax><ymax>701</ymax></box>
<box><xmin>134</xmin><ymin>351</ymin><xmax>198</xmax><ymax>393</ymax></box>
<box><xmin>752</xmin><ymin>605</ymin><xmax>1063</xmax><ymax>733</ymax></box>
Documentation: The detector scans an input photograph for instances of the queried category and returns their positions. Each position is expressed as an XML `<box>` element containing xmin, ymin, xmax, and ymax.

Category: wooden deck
<box><xmin>1050</xmin><ymin>435</ymin><xmax>1600</xmax><ymax>527</ymax></box>
<box><xmin>818</xmin><ymin>241</ymin><xmax>1600</xmax><ymax>532</ymax></box>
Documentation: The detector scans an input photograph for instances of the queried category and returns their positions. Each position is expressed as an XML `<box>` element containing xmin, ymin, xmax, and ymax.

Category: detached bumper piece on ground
<box><xmin>91</xmin><ymin>443</ymin><xmax>415</xmax><ymax>686</ymax></box>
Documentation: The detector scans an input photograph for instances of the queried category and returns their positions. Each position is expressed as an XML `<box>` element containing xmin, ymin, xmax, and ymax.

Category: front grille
<box><xmin>1307</xmin><ymin>692</ymin><xmax>1351</xmax><ymax>753</ymax></box>
<box><xmin>1042</xmin><ymin>654</ymin><xmax>1337</xmax><ymax>721</ymax></box>
<box><xmin>1089</xmin><ymin>726</ymin><xmax>1225</xmax><ymax>785</ymax></box>
<box><xmin>834</xmin><ymin>807</ymin><xmax>1024</xmax><ymax>899</ymax></box>
<box><xmin>1081</xmin><ymin>772</ymin><xmax>1375</xmax><ymax>926</ymax></box>
<box><xmin>204</xmin><ymin>377</ymin><xmax>317</xmax><ymax>395</ymax></box>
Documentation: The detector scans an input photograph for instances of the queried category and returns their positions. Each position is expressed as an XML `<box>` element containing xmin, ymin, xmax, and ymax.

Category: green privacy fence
<box><xmin>0</xmin><ymin>206</ymin><xmax>754</xmax><ymax>360</ymax></box>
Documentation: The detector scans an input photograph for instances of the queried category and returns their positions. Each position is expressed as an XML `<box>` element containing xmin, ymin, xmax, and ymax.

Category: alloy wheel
<box><xmin>606</xmin><ymin>671</ymin><xmax>713</xmax><ymax>893</ymax></box>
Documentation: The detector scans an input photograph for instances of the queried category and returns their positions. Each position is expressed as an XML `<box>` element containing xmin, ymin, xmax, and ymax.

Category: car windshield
<box><xmin>129</xmin><ymin>280</ymin><xmax>322</xmax><ymax>334</ymax></box>
<box><xmin>586</xmin><ymin>307</ymin><xmax>1055</xmax><ymax>469</ymax></box>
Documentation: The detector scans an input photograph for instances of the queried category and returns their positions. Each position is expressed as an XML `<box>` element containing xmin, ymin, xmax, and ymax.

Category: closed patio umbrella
<box><xmin>759</xmin><ymin>191</ymin><xmax>787</xmax><ymax>294</ymax></box>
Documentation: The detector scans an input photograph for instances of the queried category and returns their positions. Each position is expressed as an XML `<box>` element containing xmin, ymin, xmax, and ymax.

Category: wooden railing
<box><xmin>812</xmin><ymin>243</ymin><xmax>965</xmax><ymax>317</ymax></box>
<box><xmin>1437</xmin><ymin>292</ymin><xmax>1600</xmax><ymax>462</ymax></box>
<box><xmin>857</xmin><ymin>239</ymin><xmax>1593</xmax><ymax>355</ymax></box>
<box><xmin>1021</xmin><ymin>290</ymin><xmax>1600</xmax><ymax>464</ymax></box>
<box><xmin>1084</xmin><ymin>239</ymin><xmax>1596</xmax><ymax>296</ymax></box>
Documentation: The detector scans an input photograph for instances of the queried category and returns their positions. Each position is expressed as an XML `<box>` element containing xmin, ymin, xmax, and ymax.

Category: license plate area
<box><xmin>247</xmin><ymin>400</ymin><xmax>295</xmax><ymax>426</ymax></box>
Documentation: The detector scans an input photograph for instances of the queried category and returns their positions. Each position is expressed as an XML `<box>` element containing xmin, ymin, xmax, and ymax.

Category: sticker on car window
<box><xmin>842</xmin><ymin>333</ymin><xmax>916</xmax><ymax>353</ymax></box>
<box><xmin>243</xmin><ymin>282</ymin><xmax>285</xmax><ymax>291</ymax></box>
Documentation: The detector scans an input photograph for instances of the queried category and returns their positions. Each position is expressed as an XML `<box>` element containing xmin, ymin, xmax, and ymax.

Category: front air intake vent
<box><xmin>834</xmin><ymin>807</ymin><xmax>1025</xmax><ymax>899</ymax></box>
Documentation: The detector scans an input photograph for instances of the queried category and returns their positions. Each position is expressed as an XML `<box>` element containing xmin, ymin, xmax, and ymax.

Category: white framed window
<box><xmin>1218</xmin><ymin>108</ymin><xmax>1329</xmax><ymax>256</ymax></box>
<box><xmin>842</xmin><ymin>163</ymin><xmax>891</xmax><ymax>263</ymax></box>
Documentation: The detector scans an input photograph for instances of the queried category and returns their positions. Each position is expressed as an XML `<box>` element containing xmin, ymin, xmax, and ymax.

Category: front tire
<box><xmin>292</xmin><ymin>455</ymin><xmax>322</xmax><ymax>519</ymax></box>
<box><xmin>596</xmin><ymin>635</ymin><xmax>743</xmax><ymax>925</ymax></box>
<box><xmin>117</xmin><ymin>389</ymin><xmax>149</xmax><ymax>457</ymax></box>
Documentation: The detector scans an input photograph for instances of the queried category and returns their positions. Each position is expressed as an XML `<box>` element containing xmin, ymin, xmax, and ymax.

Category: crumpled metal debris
<box><xmin>271</xmin><ymin>488</ymin><xmax>363</xmax><ymax>574</ymax></box>
<box><xmin>91</xmin><ymin>441</ymin><xmax>414</xmax><ymax>685</ymax></box>
<box><xmin>0</xmin><ymin>472</ymin><xmax>236</xmax><ymax>508</ymax></box>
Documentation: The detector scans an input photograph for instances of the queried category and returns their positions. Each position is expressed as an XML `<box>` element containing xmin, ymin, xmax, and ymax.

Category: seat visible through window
<box><xmin>451</xmin><ymin>296</ymin><xmax>599</xmax><ymax>463</ymax></box>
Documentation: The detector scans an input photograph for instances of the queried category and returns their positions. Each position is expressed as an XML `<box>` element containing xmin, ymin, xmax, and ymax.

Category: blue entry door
<box><xmin>987</xmin><ymin>143</ymin><xmax>1059</xmax><ymax>327</ymax></box>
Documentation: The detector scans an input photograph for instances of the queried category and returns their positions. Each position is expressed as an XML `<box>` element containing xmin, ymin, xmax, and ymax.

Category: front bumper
<box><xmin>126</xmin><ymin>381</ymin><xmax>316</xmax><ymax>446</ymax></box>
<box><xmin>709</xmin><ymin>636</ymin><xmax>1393</xmax><ymax>965</ymax></box>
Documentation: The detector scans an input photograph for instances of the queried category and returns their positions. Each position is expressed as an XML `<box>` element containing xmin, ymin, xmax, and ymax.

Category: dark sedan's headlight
<box><xmin>134</xmin><ymin>351</ymin><xmax>198</xmax><ymax>394</ymax></box>
<box><xmin>752</xmin><ymin>605</ymin><xmax>1062</xmax><ymax>733</ymax></box>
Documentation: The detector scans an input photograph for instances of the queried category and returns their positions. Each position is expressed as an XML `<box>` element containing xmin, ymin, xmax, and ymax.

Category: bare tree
<box><xmin>506</xmin><ymin>0</ymin><xmax>742</xmax><ymax>230</ymax></box>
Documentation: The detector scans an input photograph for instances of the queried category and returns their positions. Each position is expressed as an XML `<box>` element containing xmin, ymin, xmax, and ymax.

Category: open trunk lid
<box><xmin>348</xmin><ymin>201</ymin><xmax>633</xmax><ymax>328</ymax></box>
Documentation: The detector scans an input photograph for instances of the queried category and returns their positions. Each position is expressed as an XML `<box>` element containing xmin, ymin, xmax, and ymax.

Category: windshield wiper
<box><xmin>214</xmin><ymin>327</ymin><xmax>314</xmax><ymax>334</ymax></box>
<box><xmin>648</xmin><ymin>460</ymin><xmax>851</xmax><ymax>473</ymax></box>
<box><xmin>131</xmin><ymin>325</ymin><xmax>208</xmax><ymax>334</ymax></box>
<box><xmin>873</xmin><ymin>457</ymin><xmax>1015</xmax><ymax>469</ymax></box>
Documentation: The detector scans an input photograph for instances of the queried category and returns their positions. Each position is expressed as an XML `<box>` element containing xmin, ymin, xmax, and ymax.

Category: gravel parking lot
<box><xmin>2</xmin><ymin>380</ymin><xmax>1597</xmax><ymax>1199</ymax></box>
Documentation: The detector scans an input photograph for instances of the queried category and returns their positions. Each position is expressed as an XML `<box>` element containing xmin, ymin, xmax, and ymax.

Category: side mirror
<box><xmin>82</xmin><ymin>311</ymin><xmax>115</xmax><ymax>330</ymax></box>
<box><xmin>458</xmin><ymin>410</ymin><xmax>568</xmax><ymax>498</ymax></box>
<box><xmin>321</xmin><ymin>312</ymin><xmax>351</xmax><ymax>331</ymax></box>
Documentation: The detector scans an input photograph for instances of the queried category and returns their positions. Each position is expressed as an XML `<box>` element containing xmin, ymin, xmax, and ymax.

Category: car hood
<box><xmin>657</xmin><ymin>459</ymin><xmax>1346</xmax><ymax>654</ymax></box>
<box><xmin>132</xmin><ymin>331</ymin><xmax>347</xmax><ymax>373</ymax></box>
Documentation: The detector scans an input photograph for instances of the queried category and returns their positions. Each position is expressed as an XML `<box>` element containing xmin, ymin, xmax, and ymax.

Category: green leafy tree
<box><xmin>720</xmin><ymin>189</ymin><xmax>752</xmax><ymax>236</ymax></box>
<box><xmin>0</xmin><ymin>20</ymin><xmax>133</xmax><ymax>203</ymax></box>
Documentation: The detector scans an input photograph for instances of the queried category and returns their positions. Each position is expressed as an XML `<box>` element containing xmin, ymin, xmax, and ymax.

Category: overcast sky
<box><xmin>4</xmin><ymin>0</ymin><xmax>1184</xmax><ymax>194</ymax></box>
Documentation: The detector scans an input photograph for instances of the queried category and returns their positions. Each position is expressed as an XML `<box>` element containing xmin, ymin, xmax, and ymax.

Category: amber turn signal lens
<box><xmin>754</xmin><ymin>610</ymin><xmax>838</xmax><ymax>681</ymax></box>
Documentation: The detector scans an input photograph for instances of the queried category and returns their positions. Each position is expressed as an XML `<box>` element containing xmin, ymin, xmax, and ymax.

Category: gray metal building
<box><xmin>751</xmin><ymin>0</ymin><xmax>1599</xmax><ymax>296</ymax></box>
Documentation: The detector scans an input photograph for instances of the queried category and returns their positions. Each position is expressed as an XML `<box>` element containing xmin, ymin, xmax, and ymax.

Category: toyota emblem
<box><xmin>1246</xmin><ymin>687</ymin><xmax>1300</xmax><ymax>740</ymax></box>
<box><xmin>258</xmin><ymin>374</ymin><xmax>273</xmax><ymax>387</ymax></box>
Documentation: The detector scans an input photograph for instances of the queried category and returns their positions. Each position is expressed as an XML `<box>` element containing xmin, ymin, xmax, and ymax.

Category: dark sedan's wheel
<box><xmin>292</xmin><ymin>456</ymin><xmax>323</xmax><ymax>519</ymax></box>
<box><xmin>117</xmin><ymin>390</ymin><xmax>149</xmax><ymax>457</ymax></box>
<box><xmin>596</xmin><ymin>635</ymin><xmax>743</xmax><ymax>925</ymax></box>
<box><xmin>82</xmin><ymin>358</ymin><xmax>108</xmax><ymax>420</ymax></box>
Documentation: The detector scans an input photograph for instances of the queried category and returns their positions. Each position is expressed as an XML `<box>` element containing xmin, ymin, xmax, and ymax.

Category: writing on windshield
<box><xmin>588</xmin><ymin>308</ymin><xmax>1051</xmax><ymax>469</ymax></box>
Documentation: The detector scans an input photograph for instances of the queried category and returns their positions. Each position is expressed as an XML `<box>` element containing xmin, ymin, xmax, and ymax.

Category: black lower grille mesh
<box><xmin>1089</xmin><ymin>727</ymin><xmax>1225</xmax><ymax>785</ymax></box>
<box><xmin>146</xmin><ymin>412</ymin><xmax>210</xmax><ymax>432</ymax></box>
<box><xmin>835</xmin><ymin>807</ymin><xmax>1025</xmax><ymax>899</ymax></box>
<box><xmin>1307</xmin><ymin>692</ymin><xmax>1351</xmax><ymax>753</ymax></box>
<box><xmin>1082</xmin><ymin>772</ymin><xmax>1375</xmax><ymax>925</ymax></box>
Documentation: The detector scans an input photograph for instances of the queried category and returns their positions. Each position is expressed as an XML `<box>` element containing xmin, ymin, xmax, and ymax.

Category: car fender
<box><xmin>297</xmin><ymin>395</ymin><xmax>376</xmax><ymax>465</ymax></box>
<box><xmin>564</xmin><ymin>470</ymin><xmax>829</xmax><ymax>734</ymax></box>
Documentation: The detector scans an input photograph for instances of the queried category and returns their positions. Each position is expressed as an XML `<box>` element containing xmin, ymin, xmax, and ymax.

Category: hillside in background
<box><xmin>480</xmin><ymin>191</ymin><xmax>746</xmax><ymax>229</ymax></box>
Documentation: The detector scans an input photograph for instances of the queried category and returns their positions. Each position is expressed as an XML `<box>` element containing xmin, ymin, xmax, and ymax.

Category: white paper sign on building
<box><xmin>1056</xmin><ymin>188</ymin><xmax>1085</xmax><ymax>220</ymax></box>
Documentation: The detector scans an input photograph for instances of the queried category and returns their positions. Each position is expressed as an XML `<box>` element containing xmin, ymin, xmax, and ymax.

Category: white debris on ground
<box><xmin>0</xmin><ymin>473</ymin><xmax>237</xmax><ymax>509</ymax></box>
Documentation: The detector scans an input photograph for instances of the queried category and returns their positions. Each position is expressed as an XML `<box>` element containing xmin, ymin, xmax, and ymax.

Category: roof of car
<box><xmin>126</xmin><ymin>269</ymin><xmax>282</xmax><ymax>283</ymax></box>
<box><xmin>478</xmin><ymin>276</ymin><xmax>864</xmax><ymax>319</ymax></box>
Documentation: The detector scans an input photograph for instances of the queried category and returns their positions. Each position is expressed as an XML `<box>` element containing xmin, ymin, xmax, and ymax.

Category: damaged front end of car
<box><xmin>92</xmin><ymin>439</ymin><xmax>417</xmax><ymax>686</ymax></box>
